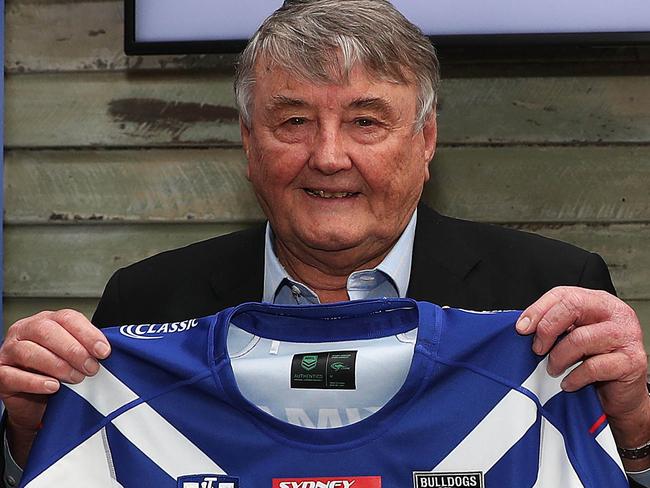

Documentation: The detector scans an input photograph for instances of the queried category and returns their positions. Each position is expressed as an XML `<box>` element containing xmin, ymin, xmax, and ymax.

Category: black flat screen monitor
<box><xmin>125</xmin><ymin>0</ymin><xmax>650</xmax><ymax>55</ymax></box>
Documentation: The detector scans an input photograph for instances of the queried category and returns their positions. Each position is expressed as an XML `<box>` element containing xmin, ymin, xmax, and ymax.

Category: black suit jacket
<box><xmin>92</xmin><ymin>204</ymin><xmax>615</xmax><ymax>326</ymax></box>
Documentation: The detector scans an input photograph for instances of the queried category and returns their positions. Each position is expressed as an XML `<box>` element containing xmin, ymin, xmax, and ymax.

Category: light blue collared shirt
<box><xmin>263</xmin><ymin>210</ymin><xmax>417</xmax><ymax>305</ymax></box>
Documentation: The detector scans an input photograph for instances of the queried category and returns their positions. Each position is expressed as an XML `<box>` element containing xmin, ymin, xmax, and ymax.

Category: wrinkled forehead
<box><xmin>252</xmin><ymin>50</ymin><xmax>414</xmax><ymax>94</ymax></box>
<box><xmin>247</xmin><ymin>59</ymin><xmax>422</xmax><ymax>127</ymax></box>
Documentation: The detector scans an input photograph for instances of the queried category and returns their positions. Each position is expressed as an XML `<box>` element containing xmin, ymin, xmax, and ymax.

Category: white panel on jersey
<box><xmin>432</xmin><ymin>388</ymin><xmax>537</xmax><ymax>472</ymax></box>
<box><xmin>596</xmin><ymin>426</ymin><xmax>627</xmax><ymax>474</ymax></box>
<box><xmin>67</xmin><ymin>365</ymin><xmax>139</xmax><ymax>415</ymax></box>
<box><xmin>25</xmin><ymin>428</ymin><xmax>123</xmax><ymax>487</ymax></box>
<box><xmin>432</xmin><ymin>359</ymin><xmax>569</xmax><ymax>473</ymax></box>
<box><xmin>69</xmin><ymin>365</ymin><xmax>226</xmax><ymax>479</ymax></box>
<box><xmin>521</xmin><ymin>357</ymin><xmax>579</xmax><ymax>405</ymax></box>
<box><xmin>532</xmin><ymin>417</ymin><xmax>584</xmax><ymax>487</ymax></box>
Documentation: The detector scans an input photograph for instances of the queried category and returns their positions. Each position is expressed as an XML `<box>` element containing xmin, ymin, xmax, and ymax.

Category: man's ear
<box><xmin>423</xmin><ymin>111</ymin><xmax>437</xmax><ymax>161</ymax></box>
<box><xmin>240</xmin><ymin>116</ymin><xmax>252</xmax><ymax>180</ymax></box>
<box><xmin>422</xmin><ymin>112</ymin><xmax>437</xmax><ymax>182</ymax></box>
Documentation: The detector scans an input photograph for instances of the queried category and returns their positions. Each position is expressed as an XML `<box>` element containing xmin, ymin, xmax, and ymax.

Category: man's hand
<box><xmin>516</xmin><ymin>286</ymin><xmax>650</xmax><ymax>470</ymax></box>
<box><xmin>0</xmin><ymin>309</ymin><xmax>110</xmax><ymax>467</ymax></box>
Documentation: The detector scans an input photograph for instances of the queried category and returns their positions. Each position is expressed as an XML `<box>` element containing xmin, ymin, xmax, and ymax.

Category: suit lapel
<box><xmin>408</xmin><ymin>205</ymin><xmax>482</xmax><ymax>307</ymax></box>
<box><xmin>208</xmin><ymin>223</ymin><xmax>266</xmax><ymax>310</ymax></box>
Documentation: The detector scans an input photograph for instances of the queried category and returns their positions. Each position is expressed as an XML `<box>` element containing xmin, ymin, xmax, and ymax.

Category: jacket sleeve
<box><xmin>91</xmin><ymin>270</ymin><xmax>124</xmax><ymax>329</ymax></box>
<box><xmin>578</xmin><ymin>252</ymin><xmax>616</xmax><ymax>296</ymax></box>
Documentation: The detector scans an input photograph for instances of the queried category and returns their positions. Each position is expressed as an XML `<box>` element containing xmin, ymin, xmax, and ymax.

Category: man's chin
<box><xmin>297</xmin><ymin>230</ymin><xmax>369</xmax><ymax>254</ymax></box>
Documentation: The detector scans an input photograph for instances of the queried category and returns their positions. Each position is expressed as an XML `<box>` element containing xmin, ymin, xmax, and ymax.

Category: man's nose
<box><xmin>308</xmin><ymin>124</ymin><xmax>353</xmax><ymax>174</ymax></box>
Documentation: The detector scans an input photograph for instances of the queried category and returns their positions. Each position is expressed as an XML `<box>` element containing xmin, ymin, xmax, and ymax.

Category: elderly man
<box><xmin>1</xmin><ymin>0</ymin><xmax>648</xmax><ymax>485</ymax></box>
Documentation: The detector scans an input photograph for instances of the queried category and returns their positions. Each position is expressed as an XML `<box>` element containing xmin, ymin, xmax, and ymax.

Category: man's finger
<box><xmin>559</xmin><ymin>352</ymin><xmax>639</xmax><ymax>392</ymax></box>
<box><xmin>49</xmin><ymin>309</ymin><xmax>111</xmax><ymax>359</ymax></box>
<box><xmin>516</xmin><ymin>286</ymin><xmax>613</xmax><ymax>336</ymax></box>
<box><xmin>0</xmin><ymin>366</ymin><xmax>60</xmax><ymax>396</ymax></box>
<box><xmin>547</xmin><ymin>321</ymin><xmax>640</xmax><ymax>377</ymax></box>
<box><xmin>13</xmin><ymin>319</ymin><xmax>101</xmax><ymax>377</ymax></box>
<box><xmin>9</xmin><ymin>340</ymin><xmax>86</xmax><ymax>384</ymax></box>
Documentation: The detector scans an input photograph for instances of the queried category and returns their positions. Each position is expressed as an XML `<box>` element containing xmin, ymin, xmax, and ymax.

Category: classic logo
<box><xmin>412</xmin><ymin>472</ymin><xmax>484</xmax><ymax>488</ymax></box>
<box><xmin>273</xmin><ymin>477</ymin><xmax>381</xmax><ymax>488</ymax></box>
<box><xmin>120</xmin><ymin>319</ymin><xmax>199</xmax><ymax>340</ymax></box>
<box><xmin>301</xmin><ymin>354</ymin><xmax>319</xmax><ymax>371</ymax></box>
<box><xmin>177</xmin><ymin>474</ymin><xmax>238</xmax><ymax>488</ymax></box>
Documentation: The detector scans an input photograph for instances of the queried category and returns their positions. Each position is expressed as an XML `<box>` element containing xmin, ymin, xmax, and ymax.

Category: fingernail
<box><xmin>532</xmin><ymin>336</ymin><xmax>543</xmax><ymax>355</ymax></box>
<box><xmin>547</xmin><ymin>365</ymin><xmax>562</xmax><ymax>378</ymax></box>
<box><xmin>83</xmin><ymin>358</ymin><xmax>99</xmax><ymax>375</ymax></box>
<box><xmin>516</xmin><ymin>316</ymin><xmax>532</xmax><ymax>334</ymax></box>
<box><xmin>560</xmin><ymin>378</ymin><xmax>569</xmax><ymax>390</ymax></box>
<box><xmin>70</xmin><ymin>370</ymin><xmax>85</xmax><ymax>383</ymax></box>
<box><xmin>94</xmin><ymin>341</ymin><xmax>110</xmax><ymax>359</ymax></box>
<box><xmin>44</xmin><ymin>380</ymin><xmax>60</xmax><ymax>393</ymax></box>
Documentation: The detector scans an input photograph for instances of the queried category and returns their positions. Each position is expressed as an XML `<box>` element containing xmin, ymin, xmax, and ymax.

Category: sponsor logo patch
<box><xmin>177</xmin><ymin>474</ymin><xmax>238</xmax><ymax>488</ymax></box>
<box><xmin>120</xmin><ymin>319</ymin><xmax>199</xmax><ymax>340</ymax></box>
<box><xmin>412</xmin><ymin>472</ymin><xmax>484</xmax><ymax>488</ymax></box>
<box><xmin>273</xmin><ymin>477</ymin><xmax>381</xmax><ymax>488</ymax></box>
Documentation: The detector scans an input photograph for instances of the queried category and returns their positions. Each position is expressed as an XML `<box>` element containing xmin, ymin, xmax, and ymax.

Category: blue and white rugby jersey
<box><xmin>21</xmin><ymin>299</ymin><xmax>627</xmax><ymax>488</ymax></box>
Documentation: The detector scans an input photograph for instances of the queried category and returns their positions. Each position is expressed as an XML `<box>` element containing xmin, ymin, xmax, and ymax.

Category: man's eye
<box><xmin>355</xmin><ymin>118</ymin><xmax>375</xmax><ymax>127</ymax></box>
<box><xmin>287</xmin><ymin>117</ymin><xmax>306</xmax><ymax>126</ymax></box>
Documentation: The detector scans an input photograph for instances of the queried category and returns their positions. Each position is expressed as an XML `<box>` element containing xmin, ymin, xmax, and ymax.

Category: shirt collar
<box><xmin>263</xmin><ymin>209</ymin><xmax>417</xmax><ymax>302</ymax></box>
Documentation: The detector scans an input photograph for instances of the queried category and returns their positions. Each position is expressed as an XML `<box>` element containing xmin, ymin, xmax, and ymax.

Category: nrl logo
<box><xmin>301</xmin><ymin>355</ymin><xmax>319</xmax><ymax>371</ymax></box>
<box><xmin>120</xmin><ymin>319</ymin><xmax>199</xmax><ymax>340</ymax></box>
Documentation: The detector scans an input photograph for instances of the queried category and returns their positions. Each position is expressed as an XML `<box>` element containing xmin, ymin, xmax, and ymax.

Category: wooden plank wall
<box><xmin>4</xmin><ymin>1</ymin><xmax>650</xmax><ymax>349</ymax></box>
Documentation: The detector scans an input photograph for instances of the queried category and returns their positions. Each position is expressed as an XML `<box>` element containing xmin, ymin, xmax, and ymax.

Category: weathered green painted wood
<box><xmin>515</xmin><ymin>224</ymin><xmax>650</xmax><ymax>301</ymax></box>
<box><xmin>6</xmin><ymin>73</ymin><xmax>650</xmax><ymax>147</ymax></box>
<box><xmin>424</xmin><ymin>146</ymin><xmax>650</xmax><ymax>223</ymax></box>
<box><xmin>5</xmin><ymin>298</ymin><xmax>650</xmax><ymax>353</ymax></box>
<box><xmin>4</xmin><ymin>149</ymin><xmax>264</xmax><ymax>223</ymax></box>
<box><xmin>3</xmin><ymin>223</ymin><xmax>648</xmax><ymax>299</ymax></box>
<box><xmin>423</xmin><ymin>146</ymin><xmax>650</xmax><ymax>223</ymax></box>
<box><xmin>5</xmin><ymin>72</ymin><xmax>241</xmax><ymax>148</ymax></box>
<box><xmin>5</xmin><ymin>0</ymin><xmax>236</xmax><ymax>73</ymax></box>
<box><xmin>3</xmin><ymin>298</ymin><xmax>99</xmax><ymax>330</ymax></box>
<box><xmin>630</xmin><ymin>301</ymin><xmax>650</xmax><ymax>353</ymax></box>
<box><xmin>4</xmin><ymin>224</ymin><xmax>249</xmax><ymax>298</ymax></box>
<box><xmin>5</xmin><ymin>146</ymin><xmax>649</xmax><ymax>224</ymax></box>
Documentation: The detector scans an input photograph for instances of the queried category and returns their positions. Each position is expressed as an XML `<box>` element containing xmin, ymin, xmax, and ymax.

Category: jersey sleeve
<box><xmin>435</xmin><ymin>307</ymin><xmax>628</xmax><ymax>487</ymax></box>
<box><xmin>19</xmin><ymin>383</ymin><xmax>118</xmax><ymax>487</ymax></box>
<box><xmin>536</xmin><ymin>369</ymin><xmax>628</xmax><ymax>487</ymax></box>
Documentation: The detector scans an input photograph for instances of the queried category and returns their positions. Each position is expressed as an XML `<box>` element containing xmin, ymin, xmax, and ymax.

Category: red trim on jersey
<box><xmin>589</xmin><ymin>413</ymin><xmax>607</xmax><ymax>434</ymax></box>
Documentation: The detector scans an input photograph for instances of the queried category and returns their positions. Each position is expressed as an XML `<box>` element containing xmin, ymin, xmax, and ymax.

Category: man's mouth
<box><xmin>304</xmin><ymin>189</ymin><xmax>358</xmax><ymax>199</ymax></box>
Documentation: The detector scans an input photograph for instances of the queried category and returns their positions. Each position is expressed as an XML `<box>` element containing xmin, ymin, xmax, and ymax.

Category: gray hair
<box><xmin>234</xmin><ymin>0</ymin><xmax>440</xmax><ymax>131</ymax></box>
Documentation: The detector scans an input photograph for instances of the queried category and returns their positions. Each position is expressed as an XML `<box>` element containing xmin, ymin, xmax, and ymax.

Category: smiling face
<box><xmin>241</xmin><ymin>63</ymin><xmax>437</xmax><ymax>271</ymax></box>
